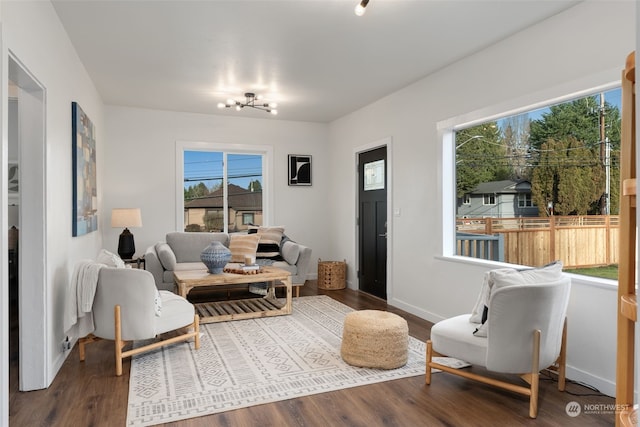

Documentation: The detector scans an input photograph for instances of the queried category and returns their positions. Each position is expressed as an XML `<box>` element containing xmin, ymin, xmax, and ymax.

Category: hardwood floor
<box><xmin>9</xmin><ymin>281</ymin><xmax>615</xmax><ymax>426</ymax></box>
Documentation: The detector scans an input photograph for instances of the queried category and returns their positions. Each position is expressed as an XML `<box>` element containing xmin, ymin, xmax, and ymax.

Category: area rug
<box><xmin>126</xmin><ymin>295</ymin><xmax>456</xmax><ymax>426</ymax></box>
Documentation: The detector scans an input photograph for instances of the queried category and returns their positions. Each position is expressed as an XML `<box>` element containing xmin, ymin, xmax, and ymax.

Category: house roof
<box><xmin>471</xmin><ymin>180</ymin><xmax>531</xmax><ymax>195</ymax></box>
<box><xmin>184</xmin><ymin>183</ymin><xmax>262</xmax><ymax>211</ymax></box>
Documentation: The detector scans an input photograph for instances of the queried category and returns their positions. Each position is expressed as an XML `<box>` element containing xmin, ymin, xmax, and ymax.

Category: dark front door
<box><xmin>358</xmin><ymin>146</ymin><xmax>387</xmax><ymax>300</ymax></box>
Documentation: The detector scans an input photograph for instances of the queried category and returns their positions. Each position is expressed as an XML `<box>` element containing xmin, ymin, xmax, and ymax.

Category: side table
<box><xmin>122</xmin><ymin>256</ymin><xmax>145</xmax><ymax>269</ymax></box>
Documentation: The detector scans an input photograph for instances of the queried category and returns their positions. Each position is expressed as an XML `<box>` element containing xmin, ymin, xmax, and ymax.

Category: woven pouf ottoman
<box><xmin>340</xmin><ymin>310</ymin><xmax>409</xmax><ymax>369</ymax></box>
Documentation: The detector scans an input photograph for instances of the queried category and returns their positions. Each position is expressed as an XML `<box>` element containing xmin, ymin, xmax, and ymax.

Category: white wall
<box><xmin>102</xmin><ymin>106</ymin><xmax>330</xmax><ymax>269</ymax></box>
<box><xmin>328</xmin><ymin>1</ymin><xmax>635</xmax><ymax>397</ymax></box>
<box><xmin>2</xmin><ymin>1</ymin><xmax>104</xmax><ymax>389</ymax></box>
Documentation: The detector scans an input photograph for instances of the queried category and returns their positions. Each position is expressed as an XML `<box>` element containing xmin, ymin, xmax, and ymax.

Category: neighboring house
<box><xmin>457</xmin><ymin>179</ymin><xmax>538</xmax><ymax>218</ymax></box>
<box><xmin>184</xmin><ymin>183</ymin><xmax>263</xmax><ymax>232</ymax></box>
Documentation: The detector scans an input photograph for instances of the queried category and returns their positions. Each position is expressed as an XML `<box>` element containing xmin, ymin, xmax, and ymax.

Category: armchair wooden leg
<box><xmin>194</xmin><ymin>315</ymin><xmax>200</xmax><ymax>350</ymax></box>
<box><xmin>529</xmin><ymin>329</ymin><xmax>541</xmax><ymax>419</ymax></box>
<box><xmin>115</xmin><ymin>305</ymin><xmax>124</xmax><ymax>376</ymax></box>
<box><xmin>557</xmin><ymin>318</ymin><xmax>568</xmax><ymax>391</ymax></box>
<box><xmin>426</xmin><ymin>340</ymin><xmax>433</xmax><ymax>385</ymax></box>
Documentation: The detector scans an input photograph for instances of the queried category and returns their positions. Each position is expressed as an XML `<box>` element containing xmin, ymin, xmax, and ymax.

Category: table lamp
<box><xmin>111</xmin><ymin>208</ymin><xmax>142</xmax><ymax>259</ymax></box>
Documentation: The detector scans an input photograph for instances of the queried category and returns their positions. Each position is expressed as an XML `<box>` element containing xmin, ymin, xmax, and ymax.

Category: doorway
<box><xmin>358</xmin><ymin>146</ymin><xmax>387</xmax><ymax>300</ymax></box>
<box><xmin>7</xmin><ymin>54</ymin><xmax>47</xmax><ymax>391</ymax></box>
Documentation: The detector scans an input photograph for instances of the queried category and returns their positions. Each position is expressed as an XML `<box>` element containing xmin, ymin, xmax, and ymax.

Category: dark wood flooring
<box><xmin>9</xmin><ymin>281</ymin><xmax>615</xmax><ymax>426</ymax></box>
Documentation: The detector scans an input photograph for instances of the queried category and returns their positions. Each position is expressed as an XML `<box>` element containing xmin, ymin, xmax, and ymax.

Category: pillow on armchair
<box><xmin>96</xmin><ymin>249</ymin><xmax>125</xmax><ymax>268</ymax></box>
<box><xmin>471</xmin><ymin>261</ymin><xmax>564</xmax><ymax>337</ymax></box>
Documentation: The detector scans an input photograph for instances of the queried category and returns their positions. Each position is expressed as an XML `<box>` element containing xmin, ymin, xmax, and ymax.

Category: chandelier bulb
<box><xmin>270</xmin><ymin>109</ymin><xmax>278</xmax><ymax>115</ymax></box>
<box><xmin>217</xmin><ymin>102</ymin><xmax>225</xmax><ymax>109</ymax></box>
<box><xmin>355</xmin><ymin>0</ymin><xmax>369</xmax><ymax>16</ymax></box>
<box><xmin>235</xmin><ymin>105</ymin><xmax>242</xmax><ymax>111</ymax></box>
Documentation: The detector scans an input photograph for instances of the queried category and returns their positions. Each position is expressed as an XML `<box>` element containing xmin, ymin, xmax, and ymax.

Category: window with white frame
<box><xmin>482</xmin><ymin>194</ymin><xmax>496</xmax><ymax>205</ymax></box>
<box><xmin>518</xmin><ymin>193</ymin><xmax>535</xmax><ymax>208</ymax></box>
<box><xmin>181</xmin><ymin>146</ymin><xmax>268</xmax><ymax>233</ymax></box>
<box><xmin>453</xmin><ymin>87</ymin><xmax>622</xmax><ymax>280</ymax></box>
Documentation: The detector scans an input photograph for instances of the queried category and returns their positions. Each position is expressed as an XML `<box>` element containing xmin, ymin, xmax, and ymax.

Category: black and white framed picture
<box><xmin>288</xmin><ymin>154</ymin><xmax>312</xmax><ymax>186</ymax></box>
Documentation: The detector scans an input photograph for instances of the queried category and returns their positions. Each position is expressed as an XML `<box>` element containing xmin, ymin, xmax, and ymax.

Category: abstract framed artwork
<box><xmin>72</xmin><ymin>102</ymin><xmax>98</xmax><ymax>236</ymax></box>
<box><xmin>288</xmin><ymin>154</ymin><xmax>312</xmax><ymax>186</ymax></box>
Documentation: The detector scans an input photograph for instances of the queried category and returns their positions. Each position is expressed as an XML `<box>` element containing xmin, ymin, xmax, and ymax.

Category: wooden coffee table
<box><xmin>173</xmin><ymin>266</ymin><xmax>292</xmax><ymax>324</ymax></box>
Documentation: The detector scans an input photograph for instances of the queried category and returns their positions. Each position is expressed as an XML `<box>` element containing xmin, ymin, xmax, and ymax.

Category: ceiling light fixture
<box><xmin>217</xmin><ymin>92</ymin><xmax>278</xmax><ymax>115</ymax></box>
<box><xmin>354</xmin><ymin>0</ymin><xmax>369</xmax><ymax>16</ymax></box>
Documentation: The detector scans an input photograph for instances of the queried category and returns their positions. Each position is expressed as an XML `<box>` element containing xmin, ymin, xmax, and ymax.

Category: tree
<box><xmin>531</xmin><ymin>136</ymin><xmax>604</xmax><ymax>216</ymax></box>
<box><xmin>529</xmin><ymin>94</ymin><xmax>621</xmax><ymax>215</ymax></box>
<box><xmin>247</xmin><ymin>180</ymin><xmax>262</xmax><ymax>192</ymax></box>
<box><xmin>184</xmin><ymin>182</ymin><xmax>210</xmax><ymax>201</ymax></box>
<box><xmin>455</xmin><ymin>122</ymin><xmax>510</xmax><ymax>198</ymax></box>
<box><xmin>502</xmin><ymin>114</ymin><xmax>531</xmax><ymax>180</ymax></box>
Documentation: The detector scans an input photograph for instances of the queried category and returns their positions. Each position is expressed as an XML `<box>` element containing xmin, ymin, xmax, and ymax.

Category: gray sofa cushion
<box><xmin>281</xmin><ymin>240</ymin><xmax>300</xmax><ymax>265</ymax></box>
<box><xmin>155</xmin><ymin>242</ymin><xmax>177</xmax><ymax>271</ymax></box>
<box><xmin>166</xmin><ymin>232</ymin><xmax>229</xmax><ymax>263</ymax></box>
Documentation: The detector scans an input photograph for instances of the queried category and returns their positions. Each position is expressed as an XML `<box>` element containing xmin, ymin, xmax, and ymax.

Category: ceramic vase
<box><xmin>200</xmin><ymin>241</ymin><xmax>231</xmax><ymax>274</ymax></box>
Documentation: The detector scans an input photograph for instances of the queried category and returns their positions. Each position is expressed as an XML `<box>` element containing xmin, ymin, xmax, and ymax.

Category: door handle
<box><xmin>378</xmin><ymin>233</ymin><xmax>387</xmax><ymax>238</ymax></box>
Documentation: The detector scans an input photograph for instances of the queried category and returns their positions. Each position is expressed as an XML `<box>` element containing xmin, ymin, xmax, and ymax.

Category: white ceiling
<box><xmin>51</xmin><ymin>0</ymin><xmax>580</xmax><ymax>123</ymax></box>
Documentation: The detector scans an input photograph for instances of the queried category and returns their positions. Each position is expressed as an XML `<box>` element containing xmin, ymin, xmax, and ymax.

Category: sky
<box><xmin>497</xmin><ymin>87</ymin><xmax>622</xmax><ymax>131</ymax></box>
<box><xmin>184</xmin><ymin>151</ymin><xmax>262</xmax><ymax>191</ymax></box>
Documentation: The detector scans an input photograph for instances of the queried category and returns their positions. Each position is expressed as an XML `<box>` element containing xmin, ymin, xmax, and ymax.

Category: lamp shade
<box><xmin>111</xmin><ymin>208</ymin><xmax>142</xmax><ymax>228</ymax></box>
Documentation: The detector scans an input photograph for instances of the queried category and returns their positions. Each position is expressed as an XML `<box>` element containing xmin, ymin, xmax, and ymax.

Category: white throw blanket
<box><xmin>63</xmin><ymin>260</ymin><xmax>104</xmax><ymax>336</ymax></box>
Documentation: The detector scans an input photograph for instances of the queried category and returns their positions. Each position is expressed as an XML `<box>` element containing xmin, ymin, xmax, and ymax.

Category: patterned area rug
<box><xmin>126</xmin><ymin>295</ymin><xmax>439</xmax><ymax>426</ymax></box>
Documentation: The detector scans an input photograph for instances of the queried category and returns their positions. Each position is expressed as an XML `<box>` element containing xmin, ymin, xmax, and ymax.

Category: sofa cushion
<box><xmin>166</xmin><ymin>232</ymin><xmax>229</xmax><ymax>263</ymax></box>
<box><xmin>228</xmin><ymin>233</ymin><xmax>260</xmax><ymax>263</ymax></box>
<box><xmin>155</xmin><ymin>242</ymin><xmax>177</xmax><ymax>271</ymax></box>
<box><xmin>431</xmin><ymin>314</ymin><xmax>488</xmax><ymax>367</ymax></box>
<box><xmin>271</xmin><ymin>261</ymin><xmax>297</xmax><ymax>277</ymax></box>
<box><xmin>281</xmin><ymin>240</ymin><xmax>300</xmax><ymax>265</ymax></box>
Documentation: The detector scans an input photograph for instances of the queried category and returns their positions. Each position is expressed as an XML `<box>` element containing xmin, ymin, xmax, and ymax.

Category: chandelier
<box><xmin>217</xmin><ymin>93</ymin><xmax>278</xmax><ymax>115</ymax></box>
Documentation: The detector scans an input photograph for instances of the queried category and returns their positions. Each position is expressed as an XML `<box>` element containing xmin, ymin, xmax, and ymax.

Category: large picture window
<box><xmin>182</xmin><ymin>147</ymin><xmax>267</xmax><ymax>233</ymax></box>
<box><xmin>454</xmin><ymin>87</ymin><xmax>621</xmax><ymax>280</ymax></box>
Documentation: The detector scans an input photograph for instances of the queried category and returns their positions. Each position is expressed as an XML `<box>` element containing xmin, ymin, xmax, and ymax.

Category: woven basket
<box><xmin>317</xmin><ymin>259</ymin><xmax>346</xmax><ymax>290</ymax></box>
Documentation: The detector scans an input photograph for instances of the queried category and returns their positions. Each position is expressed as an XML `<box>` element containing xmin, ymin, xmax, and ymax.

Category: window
<box><xmin>518</xmin><ymin>193</ymin><xmax>534</xmax><ymax>207</ymax></box>
<box><xmin>180</xmin><ymin>143</ymin><xmax>271</xmax><ymax>233</ymax></box>
<box><xmin>242</xmin><ymin>213</ymin><xmax>255</xmax><ymax>225</ymax></box>
<box><xmin>462</xmin><ymin>194</ymin><xmax>470</xmax><ymax>205</ymax></box>
<box><xmin>452</xmin><ymin>87</ymin><xmax>622</xmax><ymax>279</ymax></box>
<box><xmin>483</xmin><ymin>194</ymin><xmax>496</xmax><ymax>205</ymax></box>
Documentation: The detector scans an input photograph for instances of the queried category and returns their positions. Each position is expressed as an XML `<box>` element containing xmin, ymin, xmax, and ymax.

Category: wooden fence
<box><xmin>456</xmin><ymin>215</ymin><xmax>620</xmax><ymax>268</ymax></box>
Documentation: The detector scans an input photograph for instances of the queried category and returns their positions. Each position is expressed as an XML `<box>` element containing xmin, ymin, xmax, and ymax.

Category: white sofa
<box><xmin>145</xmin><ymin>231</ymin><xmax>312</xmax><ymax>292</ymax></box>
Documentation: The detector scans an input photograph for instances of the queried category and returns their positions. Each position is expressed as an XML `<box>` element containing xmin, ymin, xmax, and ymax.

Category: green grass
<box><xmin>564</xmin><ymin>265</ymin><xmax>618</xmax><ymax>280</ymax></box>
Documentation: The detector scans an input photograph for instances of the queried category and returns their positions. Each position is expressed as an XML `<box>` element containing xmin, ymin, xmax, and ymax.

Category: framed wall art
<box><xmin>72</xmin><ymin>102</ymin><xmax>98</xmax><ymax>236</ymax></box>
<box><xmin>7</xmin><ymin>162</ymin><xmax>18</xmax><ymax>202</ymax></box>
<box><xmin>288</xmin><ymin>154</ymin><xmax>312</xmax><ymax>186</ymax></box>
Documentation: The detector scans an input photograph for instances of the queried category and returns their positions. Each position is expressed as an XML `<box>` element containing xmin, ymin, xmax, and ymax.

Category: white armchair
<box><xmin>426</xmin><ymin>274</ymin><xmax>571</xmax><ymax>418</ymax></box>
<box><xmin>79</xmin><ymin>267</ymin><xmax>200</xmax><ymax>376</ymax></box>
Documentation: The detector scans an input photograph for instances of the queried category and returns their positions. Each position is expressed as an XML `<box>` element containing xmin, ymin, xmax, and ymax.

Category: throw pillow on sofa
<box><xmin>228</xmin><ymin>233</ymin><xmax>260</xmax><ymax>263</ymax></box>
<box><xmin>249</xmin><ymin>226</ymin><xmax>285</xmax><ymax>259</ymax></box>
